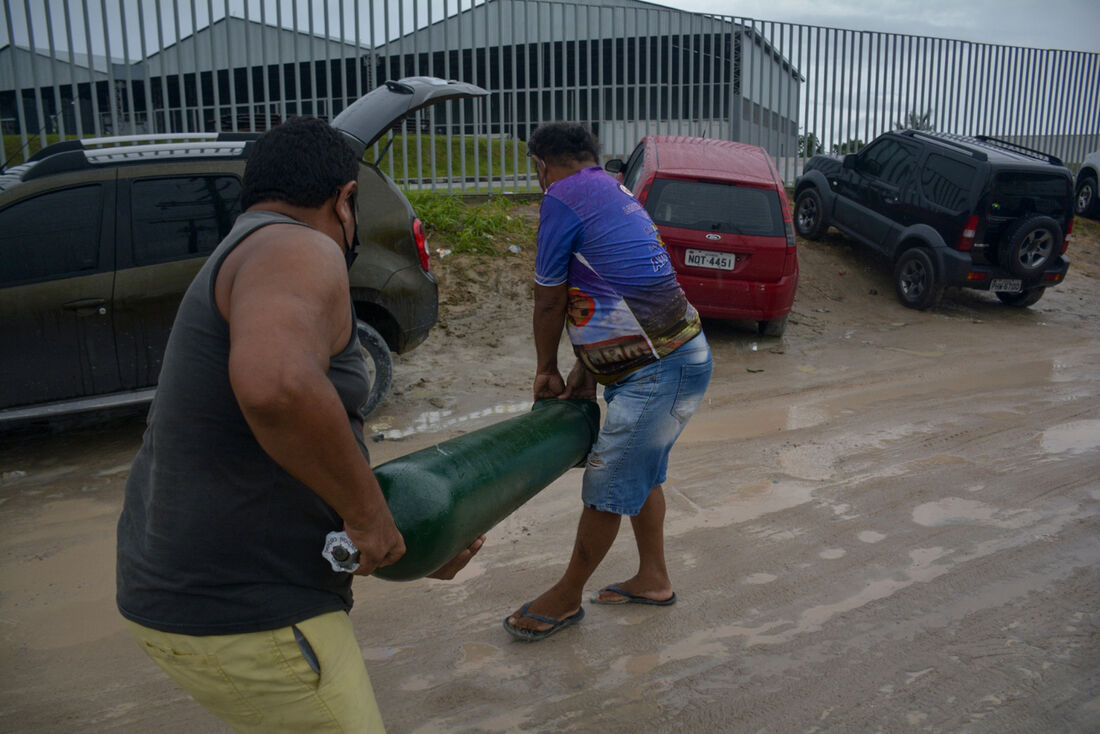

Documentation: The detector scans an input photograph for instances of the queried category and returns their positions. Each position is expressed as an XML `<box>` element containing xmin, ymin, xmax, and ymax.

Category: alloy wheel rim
<box><xmin>1018</xmin><ymin>230</ymin><xmax>1053</xmax><ymax>268</ymax></box>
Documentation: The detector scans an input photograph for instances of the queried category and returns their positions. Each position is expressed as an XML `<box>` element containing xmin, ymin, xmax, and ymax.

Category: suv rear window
<box><xmin>921</xmin><ymin>153</ymin><xmax>977</xmax><ymax>210</ymax></box>
<box><xmin>991</xmin><ymin>172</ymin><xmax>1070</xmax><ymax>218</ymax></box>
<box><xmin>645</xmin><ymin>178</ymin><xmax>784</xmax><ymax>236</ymax></box>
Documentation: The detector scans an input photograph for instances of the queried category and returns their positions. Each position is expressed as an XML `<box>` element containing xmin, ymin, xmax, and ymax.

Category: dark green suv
<box><xmin>0</xmin><ymin>77</ymin><xmax>485</xmax><ymax>425</ymax></box>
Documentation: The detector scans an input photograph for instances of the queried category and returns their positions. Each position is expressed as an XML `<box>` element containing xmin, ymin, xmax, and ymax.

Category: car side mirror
<box><xmin>604</xmin><ymin>158</ymin><xmax>624</xmax><ymax>174</ymax></box>
<box><xmin>843</xmin><ymin>154</ymin><xmax>857</xmax><ymax>170</ymax></box>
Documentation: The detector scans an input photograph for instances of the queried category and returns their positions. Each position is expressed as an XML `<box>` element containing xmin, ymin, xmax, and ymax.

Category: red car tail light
<box><xmin>957</xmin><ymin>215</ymin><xmax>979</xmax><ymax>251</ymax></box>
<box><xmin>413</xmin><ymin>218</ymin><xmax>430</xmax><ymax>272</ymax></box>
<box><xmin>1063</xmin><ymin>217</ymin><xmax>1074</xmax><ymax>254</ymax></box>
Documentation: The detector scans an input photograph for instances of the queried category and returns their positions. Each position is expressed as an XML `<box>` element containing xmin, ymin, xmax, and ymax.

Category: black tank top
<box><xmin>116</xmin><ymin>210</ymin><xmax>370</xmax><ymax>635</ymax></box>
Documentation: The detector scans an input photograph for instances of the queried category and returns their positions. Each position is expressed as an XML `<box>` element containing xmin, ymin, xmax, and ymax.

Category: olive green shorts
<box><xmin>126</xmin><ymin>610</ymin><xmax>384</xmax><ymax>733</ymax></box>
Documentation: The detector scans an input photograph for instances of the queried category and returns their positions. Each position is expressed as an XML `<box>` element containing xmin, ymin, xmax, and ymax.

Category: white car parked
<box><xmin>1075</xmin><ymin>149</ymin><xmax>1100</xmax><ymax>219</ymax></box>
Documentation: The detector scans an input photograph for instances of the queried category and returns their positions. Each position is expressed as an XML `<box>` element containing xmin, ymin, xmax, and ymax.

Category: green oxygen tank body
<box><xmin>371</xmin><ymin>398</ymin><xmax>600</xmax><ymax>581</ymax></box>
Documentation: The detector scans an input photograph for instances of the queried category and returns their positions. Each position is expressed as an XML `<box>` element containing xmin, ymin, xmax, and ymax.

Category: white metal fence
<box><xmin>3</xmin><ymin>0</ymin><xmax>1099</xmax><ymax>186</ymax></box>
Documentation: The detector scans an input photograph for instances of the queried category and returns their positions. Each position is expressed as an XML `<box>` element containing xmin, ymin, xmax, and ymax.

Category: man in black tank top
<box><xmin>116</xmin><ymin>117</ymin><xmax>481</xmax><ymax>733</ymax></box>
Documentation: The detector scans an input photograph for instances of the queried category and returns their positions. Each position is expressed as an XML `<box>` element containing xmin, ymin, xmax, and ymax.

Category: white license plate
<box><xmin>685</xmin><ymin>248</ymin><xmax>736</xmax><ymax>270</ymax></box>
<box><xmin>990</xmin><ymin>278</ymin><xmax>1022</xmax><ymax>293</ymax></box>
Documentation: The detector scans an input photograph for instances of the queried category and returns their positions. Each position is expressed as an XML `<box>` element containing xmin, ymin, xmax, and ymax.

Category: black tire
<box><xmin>1076</xmin><ymin>175</ymin><xmax>1099</xmax><ymax>218</ymax></box>
<box><xmin>893</xmin><ymin>247</ymin><xmax>943</xmax><ymax>310</ymax></box>
<box><xmin>995</xmin><ymin>288</ymin><xmax>1045</xmax><ymax>307</ymax></box>
<box><xmin>997</xmin><ymin>215</ymin><xmax>1061</xmax><ymax>278</ymax></box>
<box><xmin>794</xmin><ymin>189</ymin><xmax>828</xmax><ymax>240</ymax></box>
<box><xmin>356</xmin><ymin>320</ymin><xmax>393</xmax><ymax>419</ymax></box>
<box><xmin>757</xmin><ymin>314</ymin><xmax>788</xmax><ymax>337</ymax></box>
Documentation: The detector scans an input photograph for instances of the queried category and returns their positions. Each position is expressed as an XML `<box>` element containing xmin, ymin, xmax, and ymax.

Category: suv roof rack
<box><xmin>897</xmin><ymin>130</ymin><xmax>988</xmax><ymax>162</ymax></box>
<box><xmin>972</xmin><ymin>135</ymin><xmax>1063</xmax><ymax>166</ymax></box>
<box><xmin>13</xmin><ymin>133</ymin><xmax>258</xmax><ymax>183</ymax></box>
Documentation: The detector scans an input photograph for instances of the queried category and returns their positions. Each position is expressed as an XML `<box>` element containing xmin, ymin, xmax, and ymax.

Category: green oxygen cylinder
<box><xmin>370</xmin><ymin>398</ymin><xmax>600</xmax><ymax>581</ymax></box>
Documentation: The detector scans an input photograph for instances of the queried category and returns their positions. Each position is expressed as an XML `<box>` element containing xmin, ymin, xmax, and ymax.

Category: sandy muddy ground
<box><xmin>1</xmin><ymin>209</ymin><xmax>1098</xmax><ymax>733</ymax></box>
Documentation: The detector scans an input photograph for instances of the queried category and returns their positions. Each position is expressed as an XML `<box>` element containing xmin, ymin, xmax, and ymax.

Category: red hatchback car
<box><xmin>606</xmin><ymin>135</ymin><xmax>798</xmax><ymax>336</ymax></box>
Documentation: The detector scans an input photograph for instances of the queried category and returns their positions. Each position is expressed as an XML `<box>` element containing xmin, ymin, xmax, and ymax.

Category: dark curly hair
<box><xmin>241</xmin><ymin>117</ymin><xmax>359</xmax><ymax>210</ymax></box>
<box><xmin>526</xmin><ymin>122</ymin><xmax>600</xmax><ymax>166</ymax></box>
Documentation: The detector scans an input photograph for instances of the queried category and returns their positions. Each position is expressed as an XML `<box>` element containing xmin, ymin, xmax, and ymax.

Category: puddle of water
<box><xmin>912</xmin><ymin>498</ymin><xmax>996</xmax><ymax>527</ymax></box>
<box><xmin>858</xmin><ymin>530</ymin><xmax>886</xmax><ymax>543</ymax></box>
<box><xmin>458</xmin><ymin>641</ymin><xmax>499</xmax><ymax>666</ymax></box>
<box><xmin>745</xmin><ymin>573</ymin><xmax>777</xmax><ymax>584</ymax></box>
<box><xmin>819</xmin><ymin>548</ymin><xmax>847</xmax><ymax>560</ymax></box>
<box><xmin>1040</xmin><ymin>419</ymin><xmax>1100</xmax><ymax>455</ymax></box>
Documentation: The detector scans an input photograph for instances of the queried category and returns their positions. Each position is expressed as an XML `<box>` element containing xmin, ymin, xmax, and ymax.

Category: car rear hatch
<box><xmin>330</xmin><ymin>76</ymin><xmax>488</xmax><ymax>159</ymax></box>
<box><xmin>644</xmin><ymin>175</ymin><xmax>790</xmax><ymax>281</ymax></box>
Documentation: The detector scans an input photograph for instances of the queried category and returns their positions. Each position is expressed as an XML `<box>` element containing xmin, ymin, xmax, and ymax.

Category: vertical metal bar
<box><xmin>21</xmin><ymin>0</ymin><xmax>47</xmax><ymax>149</ymax></box>
<box><xmin>720</xmin><ymin>14</ymin><xmax>730</xmax><ymax>142</ymax></box>
<box><xmin>633</xmin><ymin>6</ymin><xmax>641</xmax><ymax>146</ymax></box>
<box><xmin>338</xmin><ymin>0</ymin><xmax>349</xmax><ymax>117</ymax></box>
<box><xmin>189</xmin><ymin>0</ymin><xmax>203</xmax><ymax>130</ymax></box>
<box><xmin>243</xmin><ymin>0</ymin><xmax>257</xmax><ymax>131</ymax></box>
<box><xmin>456</xmin><ymin>0</ymin><xmax>466</xmax><ymax>191</ymax></box>
<box><xmin>428</xmin><ymin>0</ymin><xmax>437</xmax><ymax>191</ymax></box>
<box><xmin>535</xmin><ymin>0</ymin><xmax>543</xmax><ymax>135</ymax></box>
<box><xmin>170</xmin><ymin>0</ymin><xmax>186</xmax><ymax>131</ymax></box>
<box><xmin>672</xmin><ymin>10</ymin><xmax>680</xmax><ymax>136</ymax></box>
<box><xmin>118</xmin><ymin>0</ymin><xmax>137</xmax><ymax>132</ymax></box>
<box><xmin>513</xmin><ymin>0</ymin><xmax>522</xmax><ymax>189</ymax></box>
<box><xmin>688</xmin><ymin>12</ymin><xmax>697</xmax><ymax>137</ymax></box>
<box><xmin>442</xmin><ymin>0</ymin><xmax>453</xmax><ymax>190</ymax></box>
<box><xmin>98</xmin><ymin>0</ymin><xmax>121</xmax><ymax>135</ymax></box>
<box><xmin>2</xmin><ymin>0</ymin><xmax>29</xmax><ymax>164</ymax></box>
<box><xmin>63</xmin><ymin>0</ymin><xmax>86</xmax><ymax>138</ymax></box>
<box><xmin>1007</xmin><ymin>44</ymin><xmax>1025</xmax><ymax>140</ymax></box>
<box><xmin>136</xmin><ymin>0</ymin><xmax>157</xmax><ymax>133</ymax></box>
<box><xmin>872</xmin><ymin>31</ymin><xmax>883</xmax><ymax>138</ymax></box>
<box><xmin>396</xmin><ymin>0</ymin><xmax>408</xmax><ymax>184</ymax></box>
<box><xmin>223</xmin><ymin>0</ymin><xmax>237</xmax><ymax>130</ymax></box>
<box><xmin>412</xmin><ymin>0</ymin><xmax>423</xmax><ymax>189</ymax></box>
<box><xmin>764</xmin><ymin>19</ymin><xmax>774</xmax><ymax>152</ymax></box>
<box><xmin>797</xmin><ymin>21</ymin><xmax>807</xmax><ymax>168</ymax></box>
<box><xmin>274</xmin><ymin>0</ymin><xmax>286</xmax><ymax>124</ymax></box>
<box><xmin>43</xmin><ymin>0</ymin><xmax>67</xmax><ymax>139</ymax></box>
<box><xmin>828</xmin><ymin>26</ymin><xmax>838</xmax><ymax>149</ymax></box>
<box><xmin>658</xmin><ymin>8</ymin><xmax>666</xmax><ymax>137</ymax></box>
<box><xmin>1052</xmin><ymin>50</ymin><xmax>1070</xmax><ymax>163</ymax></box>
<box><xmin>205</xmin><ymin>0</ymin><xmax>220</xmax><ymax>130</ymax></box>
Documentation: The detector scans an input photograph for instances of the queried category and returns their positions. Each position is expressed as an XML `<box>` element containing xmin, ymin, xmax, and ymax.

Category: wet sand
<box><xmin>2</xmin><ymin>216</ymin><xmax>1098</xmax><ymax>732</ymax></box>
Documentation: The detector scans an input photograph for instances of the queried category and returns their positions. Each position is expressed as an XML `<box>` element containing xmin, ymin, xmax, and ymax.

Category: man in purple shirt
<box><xmin>504</xmin><ymin>123</ymin><xmax>712</xmax><ymax>641</ymax></box>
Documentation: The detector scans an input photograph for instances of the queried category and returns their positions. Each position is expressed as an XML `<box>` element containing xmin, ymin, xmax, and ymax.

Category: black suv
<box><xmin>0</xmin><ymin>76</ymin><xmax>486</xmax><ymax>425</ymax></box>
<box><xmin>793</xmin><ymin>131</ymin><xmax>1074</xmax><ymax>310</ymax></box>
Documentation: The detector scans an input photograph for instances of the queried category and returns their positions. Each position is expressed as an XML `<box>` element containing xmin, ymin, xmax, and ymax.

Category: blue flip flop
<box><xmin>591</xmin><ymin>584</ymin><xmax>677</xmax><ymax>606</ymax></box>
<box><xmin>502</xmin><ymin>602</ymin><xmax>585</xmax><ymax>641</ymax></box>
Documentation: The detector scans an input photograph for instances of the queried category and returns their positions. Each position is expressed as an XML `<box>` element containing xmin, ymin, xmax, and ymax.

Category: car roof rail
<box><xmin>17</xmin><ymin>136</ymin><xmax>253</xmax><ymax>183</ymax></box>
<box><xmin>897</xmin><ymin>130</ymin><xmax>988</xmax><ymax>162</ymax></box>
<box><xmin>972</xmin><ymin>135</ymin><xmax>1063</xmax><ymax>166</ymax></box>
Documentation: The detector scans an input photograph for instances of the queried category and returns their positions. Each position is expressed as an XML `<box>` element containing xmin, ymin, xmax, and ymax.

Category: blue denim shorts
<box><xmin>582</xmin><ymin>332</ymin><xmax>712</xmax><ymax>516</ymax></box>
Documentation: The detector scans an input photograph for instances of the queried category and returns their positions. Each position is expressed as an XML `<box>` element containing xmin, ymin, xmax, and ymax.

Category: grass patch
<box><xmin>407</xmin><ymin>191</ymin><xmax>535</xmax><ymax>255</ymax></box>
<box><xmin>369</xmin><ymin>134</ymin><xmax>531</xmax><ymax>184</ymax></box>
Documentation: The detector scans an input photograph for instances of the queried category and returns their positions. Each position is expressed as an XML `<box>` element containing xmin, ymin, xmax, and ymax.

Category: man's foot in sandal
<box><xmin>591</xmin><ymin>583</ymin><xmax>676</xmax><ymax>606</ymax></box>
<box><xmin>503</xmin><ymin>601</ymin><xmax>584</xmax><ymax>641</ymax></box>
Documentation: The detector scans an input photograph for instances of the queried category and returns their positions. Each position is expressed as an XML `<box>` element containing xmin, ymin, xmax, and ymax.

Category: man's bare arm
<box><xmin>221</xmin><ymin>226</ymin><xmax>404</xmax><ymax>575</ymax></box>
<box><xmin>533</xmin><ymin>283</ymin><xmax>569</xmax><ymax>399</ymax></box>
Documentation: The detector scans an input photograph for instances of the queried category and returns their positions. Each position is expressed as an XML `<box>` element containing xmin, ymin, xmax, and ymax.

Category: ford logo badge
<box><xmin>705</xmin><ymin>233</ymin><xmax>721</xmax><ymax>240</ymax></box>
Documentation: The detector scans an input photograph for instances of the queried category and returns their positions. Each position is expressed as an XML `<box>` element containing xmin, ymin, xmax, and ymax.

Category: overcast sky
<box><xmin>670</xmin><ymin>0</ymin><xmax>1100</xmax><ymax>53</ymax></box>
<box><xmin>3</xmin><ymin>0</ymin><xmax>1098</xmax><ymax>55</ymax></box>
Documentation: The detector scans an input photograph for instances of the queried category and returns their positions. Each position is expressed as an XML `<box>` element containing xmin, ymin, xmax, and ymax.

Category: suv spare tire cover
<box><xmin>997</xmin><ymin>215</ymin><xmax>1061</xmax><ymax>278</ymax></box>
